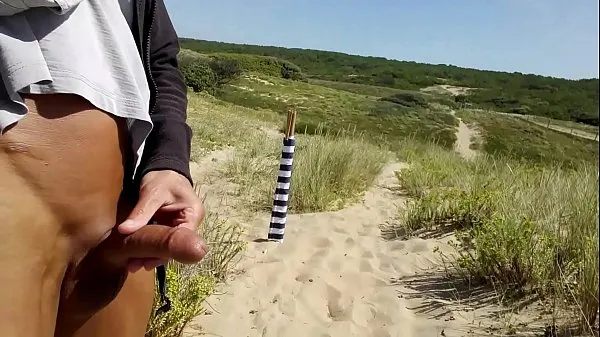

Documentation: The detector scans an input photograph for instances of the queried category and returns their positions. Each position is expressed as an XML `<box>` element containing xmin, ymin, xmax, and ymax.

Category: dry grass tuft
<box><xmin>223</xmin><ymin>126</ymin><xmax>388</xmax><ymax>213</ymax></box>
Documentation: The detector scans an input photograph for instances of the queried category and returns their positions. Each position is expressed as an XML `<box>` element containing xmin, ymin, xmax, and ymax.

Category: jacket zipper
<box><xmin>144</xmin><ymin>0</ymin><xmax>159</xmax><ymax>114</ymax></box>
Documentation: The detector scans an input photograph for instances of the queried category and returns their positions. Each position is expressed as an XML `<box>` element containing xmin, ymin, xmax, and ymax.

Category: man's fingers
<box><xmin>118</xmin><ymin>188</ymin><xmax>165</xmax><ymax>234</ymax></box>
<box><xmin>111</xmin><ymin>224</ymin><xmax>208</xmax><ymax>265</ymax></box>
<box><xmin>158</xmin><ymin>196</ymin><xmax>205</xmax><ymax>228</ymax></box>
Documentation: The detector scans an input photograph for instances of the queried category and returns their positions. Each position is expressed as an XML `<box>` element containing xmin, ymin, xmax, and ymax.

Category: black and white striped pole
<box><xmin>268</xmin><ymin>108</ymin><xmax>297</xmax><ymax>242</ymax></box>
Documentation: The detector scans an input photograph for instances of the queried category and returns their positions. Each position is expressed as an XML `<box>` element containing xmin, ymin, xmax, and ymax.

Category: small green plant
<box><xmin>145</xmin><ymin>193</ymin><xmax>246</xmax><ymax>337</ymax></box>
<box><xmin>145</xmin><ymin>265</ymin><xmax>215</xmax><ymax>337</ymax></box>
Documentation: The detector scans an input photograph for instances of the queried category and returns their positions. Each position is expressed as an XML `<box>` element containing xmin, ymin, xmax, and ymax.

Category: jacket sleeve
<box><xmin>137</xmin><ymin>0</ymin><xmax>193</xmax><ymax>185</ymax></box>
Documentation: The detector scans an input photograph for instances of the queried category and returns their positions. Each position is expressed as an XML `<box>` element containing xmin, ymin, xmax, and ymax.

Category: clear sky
<box><xmin>164</xmin><ymin>0</ymin><xmax>599</xmax><ymax>80</ymax></box>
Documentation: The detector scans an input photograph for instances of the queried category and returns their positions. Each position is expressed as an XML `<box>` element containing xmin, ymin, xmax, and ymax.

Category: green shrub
<box><xmin>395</xmin><ymin>140</ymin><xmax>599</xmax><ymax>332</ymax></box>
<box><xmin>179</xmin><ymin>57</ymin><xmax>243</xmax><ymax>94</ymax></box>
<box><xmin>454</xmin><ymin>94</ymin><xmax>468</xmax><ymax>104</ymax></box>
<box><xmin>203</xmin><ymin>53</ymin><xmax>305</xmax><ymax>81</ymax></box>
<box><xmin>401</xmin><ymin>185</ymin><xmax>498</xmax><ymax>232</ymax></box>
<box><xmin>180</xmin><ymin>61</ymin><xmax>217</xmax><ymax>93</ymax></box>
<box><xmin>280</xmin><ymin>61</ymin><xmax>304</xmax><ymax>80</ymax></box>
<box><xmin>208</xmin><ymin>58</ymin><xmax>242</xmax><ymax>86</ymax></box>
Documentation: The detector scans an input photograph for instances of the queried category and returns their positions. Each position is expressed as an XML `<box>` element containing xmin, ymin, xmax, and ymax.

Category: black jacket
<box><xmin>131</xmin><ymin>0</ymin><xmax>193</xmax><ymax>185</ymax></box>
<box><xmin>129</xmin><ymin>0</ymin><xmax>192</xmax><ymax>314</ymax></box>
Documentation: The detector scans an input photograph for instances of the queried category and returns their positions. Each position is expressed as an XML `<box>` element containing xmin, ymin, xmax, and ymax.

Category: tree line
<box><xmin>179</xmin><ymin>38</ymin><xmax>599</xmax><ymax>126</ymax></box>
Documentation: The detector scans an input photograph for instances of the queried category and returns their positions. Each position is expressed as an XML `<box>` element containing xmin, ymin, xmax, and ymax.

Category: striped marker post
<box><xmin>268</xmin><ymin>108</ymin><xmax>297</xmax><ymax>242</ymax></box>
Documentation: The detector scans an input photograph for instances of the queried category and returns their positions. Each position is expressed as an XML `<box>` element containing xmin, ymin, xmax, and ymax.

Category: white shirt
<box><xmin>0</xmin><ymin>0</ymin><xmax>153</xmax><ymax>178</ymax></box>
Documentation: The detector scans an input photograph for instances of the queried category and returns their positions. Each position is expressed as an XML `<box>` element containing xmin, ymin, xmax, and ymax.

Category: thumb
<box><xmin>118</xmin><ymin>189</ymin><xmax>165</xmax><ymax>234</ymax></box>
<box><xmin>109</xmin><ymin>224</ymin><xmax>208</xmax><ymax>265</ymax></box>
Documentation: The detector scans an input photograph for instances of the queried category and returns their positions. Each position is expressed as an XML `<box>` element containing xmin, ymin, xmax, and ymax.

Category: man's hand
<box><xmin>117</xmin><ymin>170</ymin><xmax>205</xmax><ymax>271</ymax></box>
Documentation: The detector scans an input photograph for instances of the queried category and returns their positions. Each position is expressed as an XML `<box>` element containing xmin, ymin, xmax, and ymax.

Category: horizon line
<box><xmin>179</xmin><ymin>37</ymin><xmax>600</xmax><ymax>82</ymax></box>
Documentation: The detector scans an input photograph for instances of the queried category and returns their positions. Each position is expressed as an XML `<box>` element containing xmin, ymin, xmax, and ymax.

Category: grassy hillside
<box><xmin>457</xmin><ymin>109</ymin><xmax>599</xmax><ymax>168</ymax></box>
<box><xmin>215</xmin><ymin>74</ymin><xmax>459</xmax><ymax>149</ymax></box>
<box><xmin>177</xmin><ymin>47</ymin><xmax>598</xmax><ymax>166</ymax></box>
<box><xmin>152</xmin><ymin>55</ymin><xmax>598</xmax><ymax>334</ymax></box>
<box><xmin>155</xmin><ymin>42</ymin><xmax>600</xmax><ymax>335</ymax></box>
<box><xmin>180</xmin><ymin>38</ymin><xmax>599</xmax><ymax>125</ymax></box>
<box><xmin>154</xmin><ymin>84</ymin><xmax>597</xmax><ymax>335</ymax></box>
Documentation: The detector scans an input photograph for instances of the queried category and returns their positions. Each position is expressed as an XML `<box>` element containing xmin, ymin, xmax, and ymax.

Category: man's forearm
<box><xmin>137</xmin><ymin>0</ymin><xmax>193</xmax><ymax>185</ymax></box>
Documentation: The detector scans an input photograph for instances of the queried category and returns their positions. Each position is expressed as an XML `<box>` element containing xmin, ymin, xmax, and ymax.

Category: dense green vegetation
<box><xmin>180</xmin><ymin>38</ymin><xmax>599</xmax><ymax>126</ymax></box>
<box><xmin>177</xmin><ymin>49</ymin><xmax>303</xmax><ymax>94</ymax></box>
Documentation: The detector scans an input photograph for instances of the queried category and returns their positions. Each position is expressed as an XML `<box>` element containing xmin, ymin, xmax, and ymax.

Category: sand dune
<box><xmin>181</xmin><ymin>159</ymin><xmax>489</xmax><ymax>337</ymax></box>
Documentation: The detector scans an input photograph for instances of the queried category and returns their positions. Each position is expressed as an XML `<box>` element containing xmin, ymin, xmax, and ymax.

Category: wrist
<box><xmin>137</xmin><ymin>156</ymin><xmax>193</xmax><ymax>186</ymax></box>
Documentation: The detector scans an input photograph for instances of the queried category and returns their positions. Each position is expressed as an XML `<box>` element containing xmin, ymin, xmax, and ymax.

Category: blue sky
<box><xmin>164</xmin><ymin>0</ymin><xmax>599</xmax><ymax>80</ymax></box>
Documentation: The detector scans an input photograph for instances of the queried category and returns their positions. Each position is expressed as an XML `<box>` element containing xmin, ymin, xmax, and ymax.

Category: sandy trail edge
<box><xmin>182</xmin><ymin>160</ymin><xmax>479</xmax><ymax>337</ymax></box>
<box><xmin>450</xmin><ymin>110</ymin><xmax>479</xmax><ymax>160</ymax></box>
<box><xmin>498</xmin><ymin>112</ymin><xmax>599</xmax><ymax>142</ymax></box>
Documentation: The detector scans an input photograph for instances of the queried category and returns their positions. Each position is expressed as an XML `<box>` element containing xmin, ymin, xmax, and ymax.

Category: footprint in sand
<box><xmin>344</xmin><ymin>236</ymin><xmax>356</xmax><ymax>248</ymax></box>
<box><xmin>333</xmin><ymin>226</ymin><xmax>348</xmax><ymax>234</ymax></box>
<box><xmin>378</xmin><ymin>258</ymin><xmax>395</xmax><ymax>273</ymax></box>
<box><xmin>304</xmin><ymin>248</ymin><xmax>328</xmax><ymax>268</ymax></box>
<box><xmin>276</xmin><ymin>296</ymin><xmax>297</xmax><ymax>316</ymax></box>
<box><xmin>359</xmin><ymin>259</ymin><xmax>374</xmax><ymax>272</ymax></box>
<box><xmin>314</xmin><ymin>236</ymin><xmax>333</xmax><ymax>249</ymax></box>
<box><xmin>361</xmin><ymin>250</ymin><xmax>375</xmax><ymax>259</ymax></box>
<box><xmin>295</xmin><ymin>271</ymin><xmax>314</xmax><ymax>283</ymax></box>
<box><xmin>388</xmin><ymin>241</ymin><xmax>406</xmax><ymax>251</ymax></box>
<box><xmin>326</xmin><ymin>285</ymin><xmax>352</xmax><ymax>321</ymax></box>
<box><xmin>327</xmin><ymin>258</ymin><xmax>342</xmax><ymax>272</ymax></box>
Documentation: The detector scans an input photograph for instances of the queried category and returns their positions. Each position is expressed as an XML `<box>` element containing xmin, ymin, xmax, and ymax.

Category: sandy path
<box><xmin>498</xmin><ymin>112</ymin><xmax>599</xmax><ymax>142</ymax></box>
<box><xmin>420</xmin><ymin>84</ymin><xmax>473</xmax><ymax>97</ymax></box>
<box><xmin>181</xmin><ymin>159</ymin><xmax>484</xmax><ymax>337</ymax></box>
<box><xmin>450</xmin><ymin>110</ymin><xmax>479</xmax><ymax>160</ymax></box>
<box><xmin>532</xmin><ymin>121</ymin><xmax>598</xmax><ymax>141</ymax></box>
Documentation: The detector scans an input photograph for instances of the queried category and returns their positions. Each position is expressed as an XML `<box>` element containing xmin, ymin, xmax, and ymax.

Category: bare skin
<box><xmin>0</xmin><ymin>93</ymin><xmax>205</xmax><ymax>337</ymax></box>
<box><xmin>63</xmin><ymin>270</ymin><xmax>156</xmax><ymax>337</ymax></box>
<box><xmin>0</xmin><ymin>93</ymin><xmax>129</xmax><ymax>336</ymax></box>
